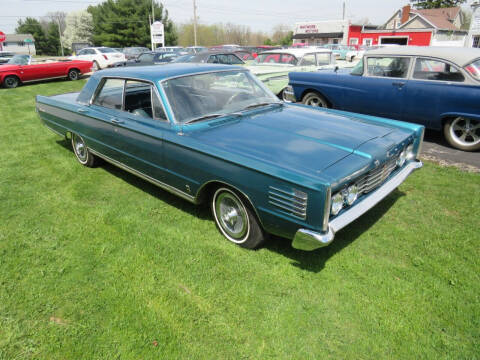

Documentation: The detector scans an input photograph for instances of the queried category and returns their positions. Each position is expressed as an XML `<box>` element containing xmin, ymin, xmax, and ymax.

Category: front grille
<box><xmin>268</xmin><ymin>186</ymin><xmax>308</xmax><ymax>220</ymax></box>
<box><xmin>356</xmin><ymin>156</ymin><xmax>399</xmax><ymax>195</ymax></box>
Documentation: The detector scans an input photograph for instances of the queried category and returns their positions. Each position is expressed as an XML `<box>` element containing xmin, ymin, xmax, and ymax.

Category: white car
<box><xmin>70</xmin><ymin>47</ymin><xmax>126</xmax><ymax>70</ymax></box>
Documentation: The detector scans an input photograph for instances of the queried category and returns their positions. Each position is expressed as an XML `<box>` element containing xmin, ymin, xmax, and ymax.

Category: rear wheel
<box><xmin>92</xmin><ymin>61</ymin><xmax>100</xmax><ymax>72</ymax></box>
<box><xmin>71</xmin><ymin>133</ymin><xmax>98</xmax><ymax>167</ymax></box>
<box><xmin>68</xmin><ymin>69</ymin><xmax>79</xmax><ymax>81</ymax></box>
<box><xmin>3</xmin><ymin>76</ymin><xmax>19</xmax><ymax>89</ymax></box>
<box><xmin>302</xmin><ymin>92</ymin><xmax>329</xmax><ymax>108</ymax></box>
<box><xmin>444</xmin><ymin>117</ymin><xmax>480</xmax><ymax>151</ymax></box>
<box><xmin>212</xmin><ymin>187</ymin><xmax>266</xmax><ymax>249</ymax></box>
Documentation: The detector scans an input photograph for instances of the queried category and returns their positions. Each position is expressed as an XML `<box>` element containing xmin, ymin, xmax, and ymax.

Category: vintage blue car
<box><xmin>36</xmin><ymin>64</ymin><xmax>424</xmax><ymax>251</ymax></box>
<box><xmin>285</xmin><ymin>46</ymin><xmax>480</xmax><ymax>151</ymax></box>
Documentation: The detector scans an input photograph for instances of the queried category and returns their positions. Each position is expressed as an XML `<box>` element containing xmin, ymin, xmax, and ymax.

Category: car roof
<box><xmin>366</xmin><ymin>46</ymin><xmax>480</xmax><ymax>67</ymax></box>
<box><xmin>259</xmin><ymin>48</ymin><xmax>332</xmax><ymax>57</ymax></box>
<box><xmin>95</xmin><ymin>63</ymin><xmax>246</xmax><ymax>81</ymax></box>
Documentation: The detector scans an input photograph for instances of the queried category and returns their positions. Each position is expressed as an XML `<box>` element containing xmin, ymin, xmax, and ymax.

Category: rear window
<box><xmin>465</xmin><ymin>59</ymin><xmax>480</xmax><ymax>80</ymax></box>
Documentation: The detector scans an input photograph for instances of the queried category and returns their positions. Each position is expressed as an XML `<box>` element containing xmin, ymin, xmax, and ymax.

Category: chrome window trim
<box><xmin>88</xmin><ymin>75</ymin><xmax>172</xmax><ymax>124</ymax></box>
<box><xmin>411</xmin><ymin>56</ymin><xmax>466</xmax><ymax>84</ymax></box>
<box><xmin>365</xmin><ymin>55</ymin><xmax>412</xmax><ymax>80</ymax></box>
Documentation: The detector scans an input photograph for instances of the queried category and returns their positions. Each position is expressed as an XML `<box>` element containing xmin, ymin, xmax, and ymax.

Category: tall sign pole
<box><xmin>56</xmin><ymin>18</ymin><xmax>65</xmax><ymax>56</ymax></box>
<box><xmin>151</xmin><ymin>0</ymin><xmax>156</xmax><ymax>51</ymax></box>
<box><xmin>193</xmin><ymin>0</ymin><xmax>197</xmax><ymax>46</ymax></box>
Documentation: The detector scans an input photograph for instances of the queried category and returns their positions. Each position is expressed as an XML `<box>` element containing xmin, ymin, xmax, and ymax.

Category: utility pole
<box><xmin>55</xmin><ymin>17</ymin><xmax>64</xmax><ymax>56</ymax></box>
<box><xmin>151</xmin><ymin>0</ymin><xmax>156</xmax><ymax>51</ymax></box>
<box><xmin>193</xmin><ymin>0</ymin><xmax>197</xmax><ymax>46</ymax></box>
<box><xmin>342</xmin><ymin>0</ymin><xmax>346</xmax><ymax>20</ymax></box>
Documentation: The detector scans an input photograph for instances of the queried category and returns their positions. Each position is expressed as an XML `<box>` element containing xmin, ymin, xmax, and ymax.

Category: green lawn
<box><xmin>0</xmin><ymin>80</ymin><xmax>479</xmax><ymax>359</ymax></box>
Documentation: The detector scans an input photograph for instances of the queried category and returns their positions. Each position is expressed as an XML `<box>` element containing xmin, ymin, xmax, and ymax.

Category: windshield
<box><xmin>255</xmin><ymin>53</ymin><xmax>298</xmax><ymax>65</ymax></box>
<box><xmin>7</xmin><ymin>55</ymin><xmax>30</xmax><ymax>65</ymax></box>
<box><xmin>162</xmin><ymin>70</ymin><xmax>280</xmax><ymax>124</ymax></box>
<box><xmin>465</xmin><ymin>59</ymin><xmax>480</xmax><ymax>81</ymax></box>
<box><xmin>99</xmin><ymin>48</ymin><xmax>118</xmax><ymax>53</ymax></box>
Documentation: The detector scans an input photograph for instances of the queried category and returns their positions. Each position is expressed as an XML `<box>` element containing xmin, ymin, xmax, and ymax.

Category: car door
<box><xmin>20</xmin><ymin>59</ymin><xmax>51</xmax><ymax>81</ymax></box>
<box><xmin>403</xmin><ymin>57</ymin><xmax>466</xmax><ymax>127</ymax></box>
<box><xmin>341</xmin><ymin>56</ymin><xmax>411</xmax><ymax>120</ymax></box>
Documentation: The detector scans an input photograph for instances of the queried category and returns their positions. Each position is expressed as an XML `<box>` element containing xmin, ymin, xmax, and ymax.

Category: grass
<box><xmin>0</xmin><ymin>79</ymin><xmax>479</xmax><ymax>359</ymax></box>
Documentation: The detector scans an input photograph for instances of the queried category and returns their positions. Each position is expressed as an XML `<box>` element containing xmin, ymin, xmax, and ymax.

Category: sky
<box><xmin>0</xmin><ymin>0</ymin><xmax>475</xmax><ymax>35</ymax></box>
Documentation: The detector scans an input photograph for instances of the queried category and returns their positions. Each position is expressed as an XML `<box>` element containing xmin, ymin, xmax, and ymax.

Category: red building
<box><xmin>347</xmin><ymin>25</ymin><xmax>433</xmax><ymax>47</ymax></box>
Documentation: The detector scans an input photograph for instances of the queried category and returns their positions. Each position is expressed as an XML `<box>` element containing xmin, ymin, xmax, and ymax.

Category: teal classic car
<box><xmin>36</xmin><ymin>64</ymin><xmax>424</xmax><ymax>251</ymax></box>
<box><xmin>322</xmin><ymin>44</ymin><xmax>356</xmax><ymax>60</ymax></box>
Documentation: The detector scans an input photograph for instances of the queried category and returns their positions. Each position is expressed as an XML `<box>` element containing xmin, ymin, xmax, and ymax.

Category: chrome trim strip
<box><xmin>269</xmin><ymin>186</ymin><xmax>308</xmax><ymax>200</ymax></box>
<box><xmin>292</xmin><ymin>161</ymin><xmax>422</xmax><ymax>251</ymax></box>
<box><xmin>88</xmin><ymin>148</ymin><xmax>196</xmax><ymax>203</ymax></box>
<box><xmin>322</xmin><ymin>187</ymin><xmax>331</xmax><ymax>232</ymax></box>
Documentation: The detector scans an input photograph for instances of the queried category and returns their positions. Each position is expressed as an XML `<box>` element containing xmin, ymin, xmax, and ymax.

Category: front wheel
<box><xmin>71</xmin><ymin>133</ymin><xmax>98</xmax><ymax>167</ymax></box>
<box><xmin>212</xmin><ymin>187</ymin><xmax>266</xmax><ymax>249</ymax></box>
<box><xmin>3</xmin><ymin>76</ymin><xmax>19</xmax><ymax>89</ymax></box>
<box><xmin>68</xmin><ymin>69</ymin><xmax>79</xmax><ymax>81</ymax></box>
<box><xmin>302</xmin><ymin>92</ymin><xmax>329</xmax><ymax>108</ymax></box>
<box><xmin>444</xmin><ymin>117</ymin><xmax>480</xmax><ymax>151</ymax></box>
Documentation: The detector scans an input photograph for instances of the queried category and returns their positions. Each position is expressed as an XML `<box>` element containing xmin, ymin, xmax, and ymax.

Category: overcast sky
<box><xmin>0</xmin><ymin>0</ymin><xmax>475</xmax><ymax>34</ymax></box>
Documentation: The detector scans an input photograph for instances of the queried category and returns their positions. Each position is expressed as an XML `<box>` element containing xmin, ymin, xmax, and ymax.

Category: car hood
<box><xmin>246</xmin><ymin>64</ymin><xmax>294</xmax><ymax>75</ymax></box>
<box><xmin>186</xmin><ymin>104</ymin><xmax>399</xmax><ymax>177</ymax></box>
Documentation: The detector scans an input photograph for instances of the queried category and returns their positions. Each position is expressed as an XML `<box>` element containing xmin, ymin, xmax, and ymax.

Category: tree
<box><xmin>87</xmin><ymin>0</ymin><xmax>177</xmax><ymax>48</ymax></box>
<box><xmin>45</xmin><ymin>21</ymin><xmax>61</xmax><ymax>55</ymax></box>
<box><xmin>410</xmin><ymin>0</ymin><xmax>466</xmax><ymax>9</ymax></box>
<box><xmin>63</xmin><ymin>10</ymin><xmax>94</xmax><ymax>50</ymax></box>
<box><xmin>15</xmin><ymin>17</ymin><xmax>48</xmax><ymax>55</ymax></box>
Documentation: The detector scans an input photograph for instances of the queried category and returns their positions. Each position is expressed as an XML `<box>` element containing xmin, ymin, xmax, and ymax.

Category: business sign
<box><xmin>151</xmin><ymin>21</ymin><xmax>164</xmax><ymax>46</ymax></box>
<box><xmin>0</xmin><ymin>31</ymin><xmax>5</xmax><ymax>42</ymax></box>
<box><xmin>298</xmin><ymin>24</ymin><xmax>319</xmax><ymax>34</ymax></box>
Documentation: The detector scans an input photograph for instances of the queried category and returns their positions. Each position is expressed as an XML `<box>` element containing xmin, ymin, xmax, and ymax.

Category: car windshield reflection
<box><xmin>8</xmin><ymin>55</ymin><xmax>30</xmax><ymax>65</ymax></box>
<box><xmin>161</xmin><ymin>70</ymin><xmax>281</xmax><ymax>124</ymax></box>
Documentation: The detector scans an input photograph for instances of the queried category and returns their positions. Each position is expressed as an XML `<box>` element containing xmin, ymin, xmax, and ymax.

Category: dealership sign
<box><xmin>298</xmin><ymin>24</ymin><xmax>319</xmax><ymax>34</ymax></box>
<box><xmin>151</xmin><ymin>21</ymin><xmax>164</xmax><ymax>46</ymax></box>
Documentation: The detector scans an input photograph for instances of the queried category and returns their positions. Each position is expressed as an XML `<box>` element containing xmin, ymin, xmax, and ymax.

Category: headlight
<box><xmin>345</xmin><ymin>184</ymin><xmax>358</xmax><ymax>206</ymax></box>
<box><xmin>406</xmin><ymin>143</ymin><xmax>415</xmax><ymax>160</ymax></box>
<box><xmin>331</xmin><ymin>193</ymin><xmax>344</xmax><ymax>216</ymax></box>
<box><xmin>396</xmin><ymin>148</ymin><xmax>407</xmax><ymax>168</ymax></box>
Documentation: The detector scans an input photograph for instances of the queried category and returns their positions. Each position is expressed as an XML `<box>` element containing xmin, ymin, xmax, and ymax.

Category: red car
<box><xmin>0</xmin><ymin>55</ymin><xmax>93</xmax><ymax>88</ymax></box>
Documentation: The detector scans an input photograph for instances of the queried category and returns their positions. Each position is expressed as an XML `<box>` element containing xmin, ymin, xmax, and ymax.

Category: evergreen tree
<box><xmin>410</xmin><ymin>0</ymin><xmax>466</xmax><ymax>9</ymax></box>
<box><xmin>87</xmin><ymin>0</ymin><xmax>177</xmax><ymax>48</ymax></box>
<box><xmin>45</xmin><ymin>22</ymin><xmax>61</xmax><ymax>55</ymax></box>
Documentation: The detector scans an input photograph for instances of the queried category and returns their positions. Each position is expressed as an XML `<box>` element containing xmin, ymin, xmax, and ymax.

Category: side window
<box><xmin>77</xmin><ymin>49</ymin><xmax>86</xmax><ymax>55</ymax></box>
<box><xmin>123</xmin><ymin>80</ymin><xmax>167</xmax><ymax>121</ymax></box>
<box><xmin>207</xmin><ymin>55</ymin><xmax>218</xmax><ymax>63</ymax></box>
<box><xmin>367</xmin><ymin>57</ymin><xmax>410</xmax><ymax>78</ymax></box>
<box><xmin>138</xmin><ymin>53</ymin><xmax>154</xmax><ymax>62</ymax></box>
<box><xmin>227</xmin><ymin>54</ymin><xmax>243</xmax><ymax>64</ymax></box>
<box><xmin>413</xmin><ymin>58</ymin><xmax>464</xmax><ymax>82</ymax></box>
<box><xmin>316</xmin><ymin>53</ymin><xmax>331</xmax><ymax>66</ymax></box>
<box><xmin>93</xmin><ymin>78</ymin><xmax>124</xmax><ymax>110</ymax></box>
<box><xmin>300</xmin><ymin>54</ymin><xmax>316</xmax><ymax>66</ymax></box>
<box><xmin>86</xmin><ymin>49</ymin><xmax>96</xmax><ymax>55</ymax></box>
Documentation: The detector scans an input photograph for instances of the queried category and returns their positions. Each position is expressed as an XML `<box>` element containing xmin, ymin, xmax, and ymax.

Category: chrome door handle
<box><xmin>111</xmin><ymin>117</ymin><xmax>124</xmax><ymax>124</ymax></box>
<box><xmin>392</xmin><ymin>81</ymin><xmax>405</xmax><ymax>88</ymax></box>
<box><xmin>77</xmin><ymin>108</ymin><xmax>88</xmax><ymax>113</ymax></box>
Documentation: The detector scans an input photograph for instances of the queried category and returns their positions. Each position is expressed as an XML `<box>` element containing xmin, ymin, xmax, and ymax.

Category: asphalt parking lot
<box><xmin>421</xmin><ymin>129</ymin><xmax>480</xmax><ymax>172</ymax></box>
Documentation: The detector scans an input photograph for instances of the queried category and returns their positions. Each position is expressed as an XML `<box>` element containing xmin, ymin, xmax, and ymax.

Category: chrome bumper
<box><xmin>292</xmin><ymin>161</ymin><xmax>423</xmax><ymax>251</ymax></box>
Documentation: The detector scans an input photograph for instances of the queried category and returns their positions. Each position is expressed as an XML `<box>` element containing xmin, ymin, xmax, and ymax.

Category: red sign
<box><xmin>0</xmin><ymin>31</ymin><xmax>5</xmax><ymax>42</ymax></box>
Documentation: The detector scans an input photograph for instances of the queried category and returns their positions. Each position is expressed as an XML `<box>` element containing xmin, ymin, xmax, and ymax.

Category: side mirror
<box><xmin>334</xmin><ymin>66</ymin><xmax>339</xmax><ymax>73</ymax></box>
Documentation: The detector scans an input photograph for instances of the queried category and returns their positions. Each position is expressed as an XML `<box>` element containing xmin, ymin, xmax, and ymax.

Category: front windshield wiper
<box><xmin>241</xmin><ymin>102</ymin><xmax>283</xmax><ymax>111</ymax></box>
<box><xmin>184</xmin><ymin>113</ymin><xmax>224</xmax><ymax>124</ymax></box>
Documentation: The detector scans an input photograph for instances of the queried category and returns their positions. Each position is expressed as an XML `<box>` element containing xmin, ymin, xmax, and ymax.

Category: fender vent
<box><xmin>268</xmin><ymin>186</ymin><xmax>308</xmax><ymax>220</ymax></box>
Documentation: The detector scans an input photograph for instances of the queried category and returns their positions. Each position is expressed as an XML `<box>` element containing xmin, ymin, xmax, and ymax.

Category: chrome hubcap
<box><xmin>215</xmin><ymin>191</ymin><xmax>248</xmax><ymax>241</ymax></box>
<box><xmin>450</xmin><ymin>117</ymin><xmax>480</xmax><ymax>146</ymax></box>
<box><xmin>73</xmin><ymin>135</ymin><xmax>87</xmax><ymax>161</ymax></box>
<box><xmin>306</xmin><ymin>96</ymin><xmax>325</xmax><ymax>107</ymax></box>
